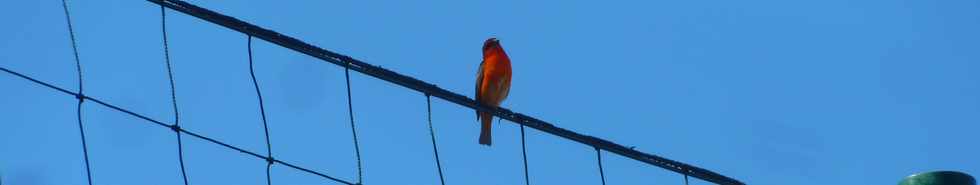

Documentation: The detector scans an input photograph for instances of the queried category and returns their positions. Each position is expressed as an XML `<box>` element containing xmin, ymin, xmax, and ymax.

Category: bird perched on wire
<box><xmin>475</xmin><ymin>37</ymin><xmax>512</xmax><ymax>146</ymax></box>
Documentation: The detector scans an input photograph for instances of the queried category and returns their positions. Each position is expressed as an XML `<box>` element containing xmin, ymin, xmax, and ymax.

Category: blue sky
<box><xmin>2</xmin><ymin>0</ymin><xmax>979</xmax><ymax>185</ymax></box>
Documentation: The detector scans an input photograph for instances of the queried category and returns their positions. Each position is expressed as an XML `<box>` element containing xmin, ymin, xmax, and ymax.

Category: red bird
<box><xmin>475</xmin><ymin>38</ymin><xmax>512</xmax><ymax>146</ymax></box>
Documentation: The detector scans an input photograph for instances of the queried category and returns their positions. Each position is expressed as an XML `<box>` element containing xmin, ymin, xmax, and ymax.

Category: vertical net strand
<box><xmin>248</xmin><ymin>36</ymin><xmax>275</xmax><ymax>185</ymax></box>
<box><xmin>160</xmin><ymin>5</ymin><xmax>190</xmax><ymax>185</ymax></box>
<box><xmin>426</xmin><ymin>95</ymin><xmax>446</xmax><ymax>185</ymax></box>
<box><xmin>520</xmin><ymin>124</ymin><xmax>530</xmax><ymax>185</ymax></box>
<box><xmin>596</xmin><ymin>148</ymin><xmax>607</xmax><ymax>185</ymax></box>
<box><xmin>61</xmin><ymin>1</ymin><xmax>92</xmax><ymax>184</ymax></box>
<box><xmin>345</xmin><ymin>59</ymin><xmax>364</xmax><ymax>185</ymax></box>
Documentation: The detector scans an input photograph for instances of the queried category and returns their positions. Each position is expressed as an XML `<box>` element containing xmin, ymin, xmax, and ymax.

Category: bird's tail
<box><xmin>479</xmin><ymin>111</ymin><xmax>492</xmax><ymax>146</ymax></box>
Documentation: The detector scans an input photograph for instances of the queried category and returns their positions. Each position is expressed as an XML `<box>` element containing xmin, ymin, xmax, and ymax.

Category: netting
<box><xmin>0</xmin><ymin>0</ymin><xmax>744</xmax><ymax>184</ymax></box>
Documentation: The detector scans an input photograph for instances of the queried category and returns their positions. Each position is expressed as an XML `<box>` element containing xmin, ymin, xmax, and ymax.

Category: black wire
<box><xmin>596</xmin><ymin>148</ymin><xmax>607</xmax><ymax>185</ymax></box>
<box><xmin>344</xmin><ymin>60</ymin><xmax>364</xmax><ymax>184</ymax></box>
<box><xmin>425</xmin><ymin>95</ymin><xmax>446</xmax><ymax>185</ymax></box>
<box><xmin>0</xmin><ymin>67</ymin><xmax>356</xmax><ymax>185</ymax></box>
<box><xmin>685</xmin><ymin>173</ymin><xmax>690</xmax><ymax>185</ymax></box>
<box><xmin>520</xmin><ymin>124</ymin><xmax>530</xmax><ymax>185</ymax></box>
<box><xmin>248</xmin><ymin>36</ymin><xmax>275</xmax><ymax>185</ymax></box>
<box><xmin>60</xmin><ymin>1</ymin><xmax>92</xmax><ymax>185</ymax></box>
<box><xmin>161</xmin><ymin>5</ymin><xmax>190</xmax><ymax>185</ymax></box>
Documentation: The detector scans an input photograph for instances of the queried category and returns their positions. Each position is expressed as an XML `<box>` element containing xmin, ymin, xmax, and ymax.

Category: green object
<box><xmin>900</xmin><ymin>171</ymin><xmax>976</xmax><ymax>185</ymax></box>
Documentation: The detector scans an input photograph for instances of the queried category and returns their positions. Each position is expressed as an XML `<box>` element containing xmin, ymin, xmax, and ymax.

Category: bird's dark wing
<box><xmin>475</xmin><ymin>59</ymin><xmax>486</xmax><ymax>121</ymax></box>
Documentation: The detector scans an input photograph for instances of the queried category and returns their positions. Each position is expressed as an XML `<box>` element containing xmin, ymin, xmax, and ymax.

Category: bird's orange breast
<box><xmin>478</xmin><ymin>52</ymin><xmax>512</xmax><ymax>105</ymax></box>
<box><xmin>482</xmin><ymin>54</ymin><xmax>511</xmax><ymax>79</ymax></box>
